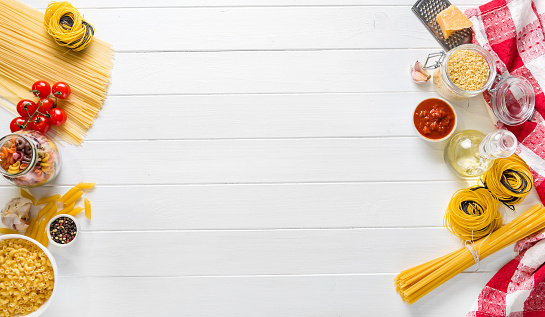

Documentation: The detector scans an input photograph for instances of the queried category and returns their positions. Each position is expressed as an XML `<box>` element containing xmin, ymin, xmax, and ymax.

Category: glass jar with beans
<box><xmin>0</xmin><ymin>130</ymin><xmax>61</xmax><ymax>187</ymax></box>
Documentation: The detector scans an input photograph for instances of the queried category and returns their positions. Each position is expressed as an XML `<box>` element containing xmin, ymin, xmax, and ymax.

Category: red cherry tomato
<box><xmin>48</xmin><ymin>108</ymin><xmax>67</xmax><ymax>126</ymax></box>
<box><xmin>10</xmin><ymin>117</ymin><xmax>26</xmax><ymax>132</ymax></box>
<box><xmin>51</xmin><ymin>82</ymin><xmax>71</xmax><ymax>99</ymax></box>
<box><xmin>16</xmin><ymin>100</ymin><xmax>37</xmax><ymax>118</ymax></box>
<box><xmin>31</xmin><ymin>81</ymin><xmax>51</xmax><ymax>98</ymax></box>
<box><xmin>37</xmin><ymin>98</ymin><xmax>55</xmax><ymax>113</ymax></box>
<box><xmin>27</xmin><ymin>115</ymin><xmax>50</xmax><ymax>134</ymax></box>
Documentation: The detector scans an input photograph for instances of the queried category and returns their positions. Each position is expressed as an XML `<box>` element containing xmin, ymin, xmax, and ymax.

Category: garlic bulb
<box><xmin>1</xmin><ymin>197</ymin><xmax>32</xmax><ymax>231</ymax></box>
<box><xmin>411</xmin><ymin>60</ymin><xmax>431</xmax><ymax>83</ymax></box>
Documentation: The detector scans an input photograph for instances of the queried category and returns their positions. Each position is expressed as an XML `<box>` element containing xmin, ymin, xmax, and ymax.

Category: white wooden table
<box><xmin>2</xmin><ymin>0</ymin><xmax>542</xmax><ymax>316</ymax></box>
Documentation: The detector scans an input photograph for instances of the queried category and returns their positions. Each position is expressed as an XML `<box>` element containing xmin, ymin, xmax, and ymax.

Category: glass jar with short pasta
<box><xmin>428</xmin><ymin>44</ymin><xmax>497</xmax><ymax>100</ymax></box>
<box><xmin>0</xmin><ymin>130</ymin><xmax>61</xmax><ymax>187</ymax></box>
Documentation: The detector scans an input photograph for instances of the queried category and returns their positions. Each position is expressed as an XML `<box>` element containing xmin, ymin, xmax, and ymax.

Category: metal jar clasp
<box><xmin>422</xmin><ymin>51</ymin><xmax>446</xmax><ymax>70</ymax></box>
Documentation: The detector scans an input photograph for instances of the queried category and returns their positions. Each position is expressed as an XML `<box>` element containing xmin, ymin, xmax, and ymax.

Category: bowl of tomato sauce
<box><xmin>413</xmin><ymin>98</ymin><xmax>457</xmax><ymax>142</ymax></box>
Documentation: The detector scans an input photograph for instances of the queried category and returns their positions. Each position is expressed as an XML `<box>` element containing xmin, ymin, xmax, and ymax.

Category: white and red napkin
<box><xmin>462</xmin><ymin>1</ymin><xmax>545</xmax><ymax>315</ymax></box>
<box><xmin>465</xmin><ymin>0</ymin><xmax>545</xmax><ymax>203</ymax></box>
<box><xmin>466</xmin><ymin>229</ymin><xmax>545</xmax><ymax>316</ymax></box>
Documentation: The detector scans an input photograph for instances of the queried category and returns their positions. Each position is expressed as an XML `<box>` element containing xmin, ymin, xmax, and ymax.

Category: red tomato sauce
<box><xmin>413</xmin><ymin>98</ymin><xmax>455</xmax><ymax>140</ymax></box>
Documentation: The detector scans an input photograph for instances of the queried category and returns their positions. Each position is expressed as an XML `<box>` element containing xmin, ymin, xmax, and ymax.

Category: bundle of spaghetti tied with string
<box><xmin>0</xmin><ymin>0</ymin><xmax>113</xmax><ymax>144</ymax></box>
<box><xmin>395</xmin><ymin>204</ymin><xmax>545</xmax><ymax>304</ymax></box>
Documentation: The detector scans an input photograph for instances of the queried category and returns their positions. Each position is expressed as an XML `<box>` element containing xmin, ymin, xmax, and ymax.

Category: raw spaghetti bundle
<box><xmin>395</xmin><ymin>204</ymin><xmax>545</xmax><ymax>304</ymax></box>
<box><xmin>480</xmin><ymin>154</ymin><xmax>533</xmax><ymax>207</ymax></box>
<box><xmin>444</xmin><ymin>186</ymin><xmax>501</xmax><ymax>242</ymax></box>
<box><xmin>444</xmin><ymin>155</ymin><xmax>533</xmax><ymax>242</ymax></box>
<box><xmin>44</xmin><ymin>1</ymin><xmax>94</xmax><ymax>51</ymax></box>
<box><xmin>0</xmin><ymin>0</ymin><xmax>113</xmax><ymax>145</ymax></box>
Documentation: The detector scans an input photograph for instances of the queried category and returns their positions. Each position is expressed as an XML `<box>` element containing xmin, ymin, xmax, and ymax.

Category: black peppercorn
<box><xmin>49</xmin><ymin>216</ymin><xmax>77</xmax><ymax>244</ymax></box>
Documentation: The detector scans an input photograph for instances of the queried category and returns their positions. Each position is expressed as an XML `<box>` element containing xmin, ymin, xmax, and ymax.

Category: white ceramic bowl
<box><xmin>413</xmin><ymin>97</ymin><xmax>457</xmax><ymax>142</ymax></box>
<box><xmin>0</xmin><ymin>234</ymin><xmax>57</xmax><ymax>316</ymax></box>
<box><xmin>46</xmin><ymin>214</ymin><xmax>80</xmax><ymax>247</ymax></box>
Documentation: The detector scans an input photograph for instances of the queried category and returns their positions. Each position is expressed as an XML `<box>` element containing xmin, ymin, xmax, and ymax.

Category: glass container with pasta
<box><xmin>427</xmin><ymin>44</ymin><xmax>497</xmax><ymax>100</ymax></box>
<box><xmin>0</xmin><ymin>131</ymin><xmax>61</xmax><ymax>187</ymax></box>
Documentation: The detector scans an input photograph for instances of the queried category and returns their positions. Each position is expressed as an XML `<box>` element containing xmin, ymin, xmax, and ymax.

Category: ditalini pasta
<box><xmin>0</xmin><ymin>0</ymin><xmax>113</xmax><ymax>145</ymax></box>
<box><xmin>395</xmin><ymin>204</ymin><xmax>545</xmax><ymax>304</ymax></box>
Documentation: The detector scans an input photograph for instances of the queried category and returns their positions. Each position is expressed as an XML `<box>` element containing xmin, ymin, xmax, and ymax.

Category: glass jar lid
<box><xmin>491</xmin><ymin>76</ymin><xmax>535</xmax><ymax>126</ymax></box>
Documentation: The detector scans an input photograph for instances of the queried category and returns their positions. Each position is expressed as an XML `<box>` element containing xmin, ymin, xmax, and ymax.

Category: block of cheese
<box><xmin>436</xmin><ymin>5</ymin><xmax>473</xmax><ymax>39</ymax></box>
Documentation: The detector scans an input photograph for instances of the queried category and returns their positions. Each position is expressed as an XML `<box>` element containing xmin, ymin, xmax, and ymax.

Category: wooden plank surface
<box><xmin>87</xmin><ymin>92</ymin><xmax>493</xmax><ymax>140</ymax></box>
<box><xmin>52</xmin><ymin>138</ymin><xmax>468</xmax><ymax>184</ymax></box>
<box><xmin>109</xmin><ymin>50</ymin><xmax>436</xmax><ymax>95</ymax></box>
<box><xmin>44</xmin><ymin>273</ymin><xmax>494</xmax><ymax>317</ymax></box>
<box><xmin>0</xmin><ymin>0</ymin><xmax>534</xmax><ymax>316</ymax></box>
<box><xmin>83</xmin><ymin>6</ymin><xmax>452</xmax><ymax>51</ymax></box>
<box><xmin>22</xmin><ymin>183</ymin><xmax>538</xmax><ymax>231</ymax></box>
<box><xmin>45</xmin><ymin>229</ymin><xmax>514</xmax><ymax>277</ymax></box>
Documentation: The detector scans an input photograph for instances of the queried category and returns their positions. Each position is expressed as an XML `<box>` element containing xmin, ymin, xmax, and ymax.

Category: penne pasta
<box><xmin>37</xmin><ymin>202</ymin><xmax>55</xmax><ymax>220</ymax></box>
<box><xmin>24</xmin><ymin>218</ymin><xmax>38</xmax><ymax>237</ymax></box>
<box><xmin>63</xmin><ymin>190</ymin><xmax>83</xmax><ymax>207</ymax></box>
<box><xmin>58</xmin><ymin>187</ymin><xmax>79</xmax><ymax>203</ymax></box>
<box><xmin>33</xmin><ymin>220</ymin><xmax>47</xmax><ymax>243</ymax></box>
<box><xmin>0</xmin><ymin>228</ymin><xmax>18</xmax><ymax>234</ymax></box>
<box><xmin>36</xmin><ymin>194</ymin><xmax>61</xmax><ymax>205</ymax></box>
<box><xmin>84</xmin><ymin>198</ymin><xmax>91</xmax><ymax>219</ymax></box>
<box><xmin>75</xmin><ymin>182</ymin><xmax>96</xmax><ymax>189</ymax></box>
<box><xmin>68</xmin><ymin>207</ymin><xmax>84</xmax><ymax>217</ymax></box>
<box><xmin>43</xmin><ymin>204</ymin><xmax>57</xmax><ymax>224</ymax></box>
<box><xmin>19</xmin><ymin>188</ymin><xmax>35</xmax><ymax>205</ymax></box>
<box><xmin>29</xmin><ymin>217</ymin><xmax>41</xmax><ymax>239</ymax></box>
<box><xmin>57</xmin><ymin>203</ymin><xmax>75</xmax><ymax>215</ymax></box>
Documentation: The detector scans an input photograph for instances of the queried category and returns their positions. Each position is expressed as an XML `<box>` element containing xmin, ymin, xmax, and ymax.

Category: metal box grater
<box><xmin>412</xmin><ymin>0</ymin><xmax>472</xmax><ymax>51</ymax></box>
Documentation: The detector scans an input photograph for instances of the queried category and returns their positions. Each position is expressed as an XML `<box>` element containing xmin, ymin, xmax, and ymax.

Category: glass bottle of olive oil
<box><xmin>444</xmin><ymin>129</ymin><xmax>517</xmax><ymax>179</ymax></box>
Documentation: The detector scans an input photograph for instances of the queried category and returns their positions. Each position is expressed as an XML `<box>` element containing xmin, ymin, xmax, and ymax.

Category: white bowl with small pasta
<box><xmin>0</xmin><ymin>234</ymin><xmax>58</xmax><ymax>317</ymax></box>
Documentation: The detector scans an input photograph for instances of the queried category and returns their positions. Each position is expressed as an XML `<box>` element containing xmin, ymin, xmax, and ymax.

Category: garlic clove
<box><xmin>14</xmin><ymin>222</ymin><xmax>29</xmax><ymax>231</ymax></box>
<box><xmin>2</xmin><ymin>213</ymin><xmax>19</xmax><ymax>229</ymax></box>
<box><xmin>411</xmin><ymin>60</ymin><xmax>431</xmax><ymax>83</ymax></box>
<box><xmin>1</xmin><ymin>197</ymin><xmax>32</xmax><ymax>231</ymax></box>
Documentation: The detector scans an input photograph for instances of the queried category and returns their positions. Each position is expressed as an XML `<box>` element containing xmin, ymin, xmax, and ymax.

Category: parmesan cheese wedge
<box><xmin>436</xmin><ymin>5</ymin><xmax>473</xmax><ymax>39</ymax></box>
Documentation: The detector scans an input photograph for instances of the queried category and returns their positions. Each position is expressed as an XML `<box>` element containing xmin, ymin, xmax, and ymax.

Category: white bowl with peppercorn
<box><xmin>46</xmin><ymin>214</ymin><xmax>80</xmax><ymax>247</ymax></box>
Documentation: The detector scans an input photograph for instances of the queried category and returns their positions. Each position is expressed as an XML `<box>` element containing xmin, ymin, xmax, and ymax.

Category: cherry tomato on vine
<box><xmin>31</xmin><ymin>80</ymin><xmax>51</xmax><ymax>98</ymax></box>
<box><xmin>37</xmin><ymin>98</ymin><xmax>55</xmax><ymax>113</ymax></box>
<box><xmin>48</xmin><ymin>108</ymin><xmax>67</xmax><ymax>126</ymax></box>
<box><xmin>51</xmin><ymin>82</ymin><xmax>71</xmax><ymax>99</ymax></box>
<box><xmin>16</xmin><ymin>100</ymin><xmax>37</xmax><ymax>118</ymax></box>
<box><xmin>10</xmin><ymin>117</ymin><xmax>26</xmax><ymax>132</ymax></box>
<box><xmin>27</xmin><ymin>115</ymin><xmax>51</xmax><ymax>134</ymax></box>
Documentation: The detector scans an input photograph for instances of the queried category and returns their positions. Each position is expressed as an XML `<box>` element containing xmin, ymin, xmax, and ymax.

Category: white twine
<box><xmin>464</xmin><ymin>241</ymin><xmax>481</xmax><ymax>272</ymax></box>
<box><xmin>464</xmin><ymin>231</ymin><xmax>492</xmax><ymax>272</ymax></box>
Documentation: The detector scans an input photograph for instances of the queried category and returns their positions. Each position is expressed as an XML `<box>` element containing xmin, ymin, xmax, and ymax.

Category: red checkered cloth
<box><xmin>465</xmin><ymin>229</ymin><xmax>545</xmax><ymax>316</ymax></box>
<box><xmin>465</xmin><ymin>0</ymin><xmax>545</xmax><ymax>204</ymax></box>
<box><xmin>463</xmin><ymin>1</ymin><xmax>545</xmax><ymax>315</ymax></box>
